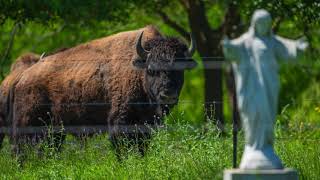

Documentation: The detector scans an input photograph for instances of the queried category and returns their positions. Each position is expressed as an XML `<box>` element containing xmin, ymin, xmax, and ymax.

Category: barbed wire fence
<box><xmin>0</xmin><ymin>55</ymin><xmax>319</xmax><ymax>169</ymax></box>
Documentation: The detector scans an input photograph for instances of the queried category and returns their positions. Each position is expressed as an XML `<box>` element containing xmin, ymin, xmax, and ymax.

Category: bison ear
<box><xmin>132</xmin><ymin>57</ymin><xmax>147</xmax><ymax>69</ymax></box>
<box><xmin>185</xmin><ymin>59</ymin><xmax>198</xmax><ymax>69</ymax></box>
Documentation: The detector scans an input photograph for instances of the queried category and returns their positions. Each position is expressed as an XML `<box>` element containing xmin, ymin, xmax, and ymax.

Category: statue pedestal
<box><xmin>224</xmin><ymin>168</ymin><xmax>298</xmax><ymax>180</ymax></box>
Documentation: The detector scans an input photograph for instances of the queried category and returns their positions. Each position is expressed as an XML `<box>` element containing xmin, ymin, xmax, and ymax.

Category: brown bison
<box><xmin>9</xmin><ymin>25</ymin><xmax>197</xmax><ymax>154</ymax></box>
<box><xmin>0</xmin><ymin>53</ymin><xmax>40</xmax><ymax>148</ymax></box>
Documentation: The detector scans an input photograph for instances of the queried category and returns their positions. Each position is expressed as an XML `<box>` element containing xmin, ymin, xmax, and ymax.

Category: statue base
<box><xmin>240</xmin><ymin>145</ymin><xmax>283</xmax><ymax>169</ymax></box>
<box><xmin>224</xmin><ymin>168</ymin><xmax>298</xmax><ymax>180</ymax></box>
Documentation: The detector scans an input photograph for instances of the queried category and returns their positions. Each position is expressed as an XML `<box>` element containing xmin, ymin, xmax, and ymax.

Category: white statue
<box><xmin>222</xmin><ymin>9</ymin><xmax>308</xmax><ymax>169</ymax></box>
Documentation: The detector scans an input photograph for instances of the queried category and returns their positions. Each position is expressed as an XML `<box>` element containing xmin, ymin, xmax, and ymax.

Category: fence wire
<box><xmin>29</xmin><ymin>56</ymin><xmax>320</xmax><ymax>71</ymax></box>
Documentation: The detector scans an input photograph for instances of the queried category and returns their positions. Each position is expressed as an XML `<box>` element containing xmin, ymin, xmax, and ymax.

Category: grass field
<box><xmin>1</xmin><ymin>90</ymin><xmax>320</xmax><ymax>180</ymax></box>
<box><xmin>0</xmin><ymin>122</ymin><xmax>319</xmax><ymax>179</ymax></box>
<box><xmin>0</xmin><ymin>57</ymin><xmax>320</xmax><ymax>179</ymax></box>
<box><xmin>0</xmin><ymin>3</ymin><xmax>319</xmax><ymax>179</ymax></box>
<box><xmin>0</xmin><ymin>19</ymin><xmax>319</xmax><ymax>179</ymax></box>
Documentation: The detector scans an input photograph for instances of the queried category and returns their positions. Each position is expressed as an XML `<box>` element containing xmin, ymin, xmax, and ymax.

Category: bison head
<box><xmin>133</xmin><ymin>32</ymin><xmax>197</xmax><ymax>111</ymax></box>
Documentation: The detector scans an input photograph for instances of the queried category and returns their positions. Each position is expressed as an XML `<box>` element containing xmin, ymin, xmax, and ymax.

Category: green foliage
<box><xmin>0</xmin><ymin>1</ymin><xmax>319</xmax><ymax>179</ymax></box>
<box><xmin>240</xmin><ymin>0</ymin><xmax>320</xmax><ymax>26</ymax></box>
<box><xmin>0</xmin><ymin>0</ymin><xmax>137</xmax><ymax>25</ymax></box>
<box><xmin>0</xmin><ymin>119</ymin><xmax>319</xmax><ymax>179</ymax></box>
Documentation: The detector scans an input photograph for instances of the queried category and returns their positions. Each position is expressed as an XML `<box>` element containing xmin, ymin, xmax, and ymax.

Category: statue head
<box><xmin>251</xmin><ymin>9</ymin><xmax>272</xmax><ymax>36</ymax></box>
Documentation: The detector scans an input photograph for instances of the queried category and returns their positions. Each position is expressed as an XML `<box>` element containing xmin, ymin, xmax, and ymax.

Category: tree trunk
<box><xmin>0</xmin><ymin>22</ymin><xmax>20</xmax><ymax>80</ymax></box>
<box><xmin>221</xmin><ymin>2</ymin><xmax>243</xmax><ymax>130</ymax></box>
<box><xmin>182</xmin><ymin>0</ymin><xmax>224</xmax><ymax>129</ymax></box>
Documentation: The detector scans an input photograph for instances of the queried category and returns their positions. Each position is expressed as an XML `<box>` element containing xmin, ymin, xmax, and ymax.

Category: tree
<box><xmin>138</xmin><ymin>0</ymin><xmax>319</xmax><ymax>130</ymax></box>
<box><xmin>0</xmin><ymin>0</ymin><xmax>135</xmax><ymax>25</ymax></box>
<box><xmin>0</xmin><ymin>0</ymin><xmax>136</xmax><ymax>79</ymax></box>
<box><xmin>139</xmin><ymin>0</ymin><xmax>244</xmax><ymax>130</ymax></box>
<box><xmin>0</xmin><ymin>0</ymin><xmax>318</xmax><ymax>129</ymax></box>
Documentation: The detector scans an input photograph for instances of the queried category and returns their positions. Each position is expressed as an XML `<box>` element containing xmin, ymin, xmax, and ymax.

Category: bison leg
<box><xmin>108</xmin><ymin>119</ymin><xmax>150</xmax><ymax>156</ymax></box>
<box><xmin>107</xmin><ymin>111</ymin><xmax>138</xmax><ymax>157</ymax></box>
<box><xmin>0</xmin><ymin>120</ymin><xmax>4</xmax><ymax>149</ymax></box>
<box><xmin>52</xmin><ymin>131</ymin><xmax>66</xmax><ymax>152</ymax></box>
<box><xmin>34</xmin><ymin>130</ymin><xmax>65</xmax><ymax>158</ymax></box>
<box><xmin>10</xmin><ymin>116</ymin><xmax>38</xmax><ymax>164</ymax></box>
<box><xmin>76</xmin><ymin>133</ymin><xmax>91</xmax><ymax>149</ymax></box>
<box><xmin>10</xmin><ymin>108</ymin><xmax>34</xmax><ymax>162</ymax></box>
<box><xmin>10</xmin><ymin>107</ymin><xmax>27</xmax><ymax>163</ymax></box>
<box><xmin>108</xmin><ymin>109</ymin><xmax>153</xmax><ymax>158</ymax></box>
<box><xmin>0</xmin><ymin>113</ymin><xmax>6</xmax><ymax>149</ymax></box>
<box><xmin>109</xmin><ymin>130</ymin><xmax>151</xmax><ymax>157</ymax></box>
<box><xmin>0</xmin><ymin>133</ymin><xmax>4</xmax><ymax>149</ymax></box>
<box><xmin>10</xmin><ymin>133</ymin><xmax>31</xmax><ymax>165</ymax></box>
<box><xmin>127</xmin><ymin>132</ymin><xmax>151</xmax><ymax>156</ymax></box>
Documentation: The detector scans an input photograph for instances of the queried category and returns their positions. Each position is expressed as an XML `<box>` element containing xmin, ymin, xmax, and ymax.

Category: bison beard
<box><xmin>8</xmin><ymin>25</ymin><xmax>197</xmax><ymax>157</ymax></box>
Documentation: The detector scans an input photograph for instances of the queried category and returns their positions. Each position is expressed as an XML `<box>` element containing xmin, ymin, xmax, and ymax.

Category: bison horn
<box><xmin>136</xmin><ymin>31</ymin><xmax>149</xmax><ymax>60</ymax></box>
<box><xmin>187</xmin><ymin>33</ymin><xmax>196</xmax><ymax>57</ymax></box>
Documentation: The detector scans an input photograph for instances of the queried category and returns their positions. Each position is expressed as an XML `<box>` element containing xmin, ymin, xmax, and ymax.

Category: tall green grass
<box><xmin>0</xmin><ymin>13</ymin><xmax>319</xmax><ymax>180</ymax></box>
<box><xmin>0</xmin><ymin>120</ymin><xmax>319</xmax><ymax>179</ymax></box>
<box><xmin>0</xmin><ymin>41</ymin><xmax>319</xmax><ymax>180</ymax></box>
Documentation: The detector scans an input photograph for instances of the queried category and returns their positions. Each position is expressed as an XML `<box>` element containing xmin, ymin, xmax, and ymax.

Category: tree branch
<box><xmin>219</xmin><ymin>1</ymin><xmax>243</xmax><ymax>38</ymax></box>
<box><xmin>272</xmin><ymin>17</ymin><xmax>282</xmax><ymax>34</ymax></box>
<box><xmin>179</xmin><ymin>0</ymin><xmax>187</xmax><ymax>9</ymax></box>
<box><xmin>0</xmin><ymin>22</ymin><xmax>21</xmax><ymax>79</ymax></box>
<box><xmin>157</xmin><ymin>10</ymin><xmax>190</xmax><ymax>41</ymax></box>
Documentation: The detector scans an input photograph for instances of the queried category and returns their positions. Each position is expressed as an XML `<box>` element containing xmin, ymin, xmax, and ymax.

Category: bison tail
<box><xmin>0</xmin><ymin>83</ymin><xmax>16</xmax><ymax>148</ymax></box>
<box><xmin>0</xmin><ymin>100</ymin><xmax>4</xmax><ymax>148</ymax></box>
<box><xmin>6</xmin><ymin>81</ymin><xmax>17</xmax><ymax>129</ymax></box>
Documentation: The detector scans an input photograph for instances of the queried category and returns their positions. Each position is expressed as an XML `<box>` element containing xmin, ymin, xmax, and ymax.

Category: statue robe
<box><xmin>224</xmin><ymin>33</ymin><xmax>302</xmax><ymax>150</ymax></box>
<box><xmin>222</xmin><ymin>9</ymin><xmax>307</xmax><ymax>169</ymax></box>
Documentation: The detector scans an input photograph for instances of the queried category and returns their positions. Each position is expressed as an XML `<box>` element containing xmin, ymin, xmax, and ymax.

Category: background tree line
<box><xmin>0</xmin><ymin>0</ymin><xmax>319</xmax><ymax>128</ymax></box>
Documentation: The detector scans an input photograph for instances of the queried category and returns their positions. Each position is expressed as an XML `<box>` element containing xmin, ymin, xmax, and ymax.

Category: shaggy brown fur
<box><xmin>13</xmin><ymin>26</ymin><xmax>161</xmax><ymax>121</ymax></box>
<box><xmin>10</xmin><ymin>25</ymin><xmax>195</xmax><ymax>154</ymax></box>
<box><xmin>0</xmin><ymin>53</ymin><xmax>40</xmax><ymax>147</ymax></box>
<box><xmin>10</xmin><ymin>26</ymin><xmax>161</xmax><ymax>144</ymax></box>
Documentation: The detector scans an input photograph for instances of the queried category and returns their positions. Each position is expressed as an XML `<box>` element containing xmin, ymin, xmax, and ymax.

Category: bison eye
<box><xmin>147</xmin><ymin>69</ymin><xmax>159</xmax><ymax>76</ymax></box>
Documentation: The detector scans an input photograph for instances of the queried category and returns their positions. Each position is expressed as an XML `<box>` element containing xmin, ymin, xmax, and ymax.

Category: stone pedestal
<box><xmin>224</xmin><ymin>168</ymin><xmax>298</xmax><ymax>180</ymax></box>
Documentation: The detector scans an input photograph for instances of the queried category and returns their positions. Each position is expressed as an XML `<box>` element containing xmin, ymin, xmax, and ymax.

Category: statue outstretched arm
<box><xmin>222</xmin><ymin>36</ymin><xmax>244</xmax><ymax>62</ymax></box>
<box><xmin>274</xmin><ymin>36</ymin><xmax>308</xmax><ymax>62</ymax></box>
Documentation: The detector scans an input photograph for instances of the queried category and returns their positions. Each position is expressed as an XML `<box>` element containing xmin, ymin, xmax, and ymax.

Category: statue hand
<box><xmin>221</xmin><ymin>36</ymin><xmax>230</xmax><ymax>47</ymax></box>
<box><xmin>221</xmin><ymin>36</ymin><xmax>239</xmax><ymax>61</ymax></box>
<box><xmin>297</xmin><ymin>37</ymin><xmax>309</xmax><ymax>51</ymax></box>
<box><xmin>221</xmin><ymin>36</ymin><xmax>232</xmax><ymax>56</ymax></box>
